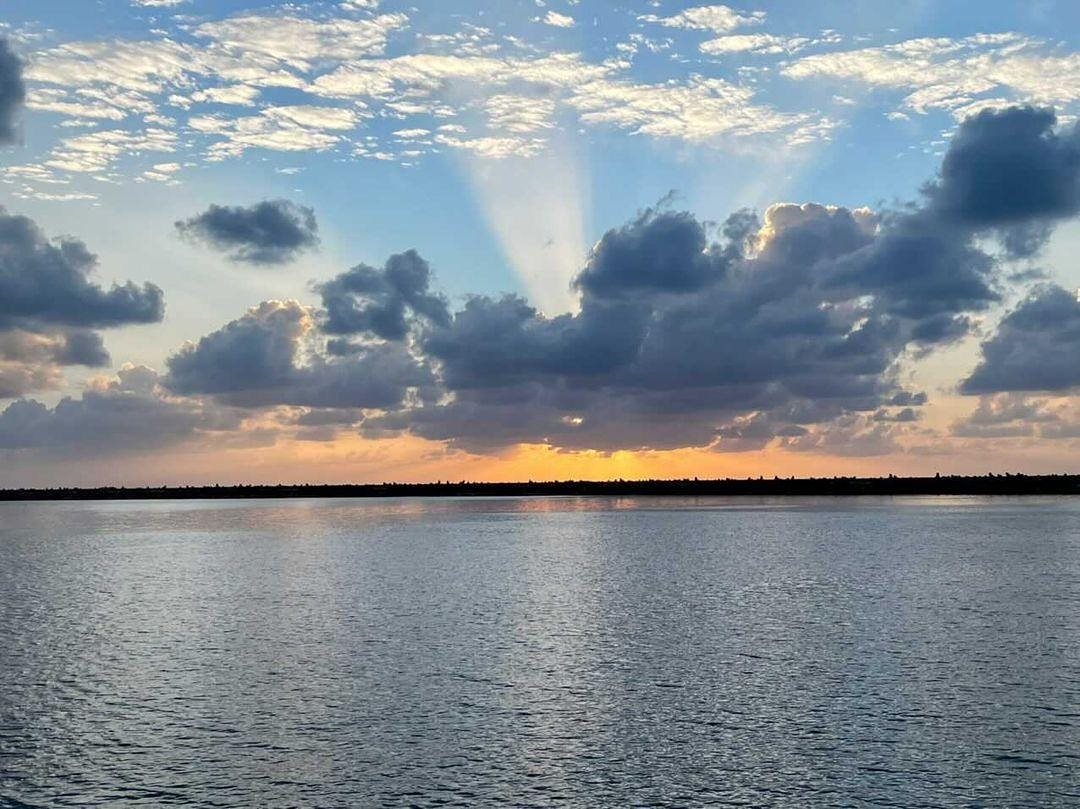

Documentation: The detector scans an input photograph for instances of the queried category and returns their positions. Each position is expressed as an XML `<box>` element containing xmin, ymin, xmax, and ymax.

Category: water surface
<box><xmin>1</xmin><ymin>496</ymin><xmax>1078</xmax><ymax>806</ymax></box>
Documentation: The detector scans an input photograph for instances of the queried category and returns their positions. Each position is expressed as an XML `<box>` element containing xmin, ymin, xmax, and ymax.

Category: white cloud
<box><xmin>25</xmin><ymin>88</ymin><xmax>129</xmax><ymax>121</ymax></box>
<box><xmin>28</xmin><ymin>39</ymin><xmax>194</xmax><ymax>95</ymax></box>
<box><xmin>261</xmin><ymin>105</ymin><xmax>362</xmax><ymax>130</ymax></box>
<box><xmin>700</xmin><ymin>33</ymin><xmax>833</xmax><ymax>56</ymax></box>
<box><xmin>192</xmin><ymin>13</ymin><xmax>408</xmax><ymax>70</ymax></box>
<box><xmin>640</xmin><ymin>5</ymin><xmax>765</xmax><ymax>34</ymax></box>
<box><xmin>44</xmin><ymin>128</ymin><xmax>177</xmax><ymax>173</ymax></box>
<box><xmin>485</xmin><ymin>94</ymin><xmax>556</xmax><ymax>133</ymax></box>
<box><xmin>16</xmin><ymin>2</ymin><xmax>841</xmax><ymax>182</ymax></box>
<box><xmin>570</xmin><ymin>74</ymin><xmax>826</xmax><ymax>144</ymax></box>
<box><xmin>190</xmin><ymin>107</ymin><xmax>356</xmax><ymax>160</ymax></box>
<box><xmin>189</xmin><ymin>84</ymin><xmax>261</xmax><ymax>106</ymax></box>
<box><xmin>434</xmin><ymin>134</ymin><xmax>546</xmax><ymax>158</ymax></box>
<box><xmin>783</xmin><ymin>33</ymin><xmax>1080</xmax><ymax>118</ymax></box>
<box><xmin>539</xmin><ymin>11</ymin><xmax>575</xmax><ymax>28</ymax></box>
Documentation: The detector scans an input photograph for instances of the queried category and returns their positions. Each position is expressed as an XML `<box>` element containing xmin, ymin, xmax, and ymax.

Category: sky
<box><xmin>1</xmin><ymin>0</ymin><xmax>1080</xmax><ymax>486</ymax></box>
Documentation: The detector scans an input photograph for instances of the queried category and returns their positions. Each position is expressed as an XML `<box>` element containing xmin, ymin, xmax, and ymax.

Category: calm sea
<box><xmin>1</xmin><ymin>496</ymin><xmax>1078</xmax><ymax>807</ymax></box>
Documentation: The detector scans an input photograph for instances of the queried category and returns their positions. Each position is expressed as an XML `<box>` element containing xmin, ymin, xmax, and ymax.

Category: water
<box><xmin>1</xmin><ymin>496</ymin><xmax>1078</xmax><ymax>807</ymax></box>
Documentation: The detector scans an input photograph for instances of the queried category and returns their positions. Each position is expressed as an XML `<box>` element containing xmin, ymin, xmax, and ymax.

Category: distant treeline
<box><xmin>2</xmin><ymin>474</ymin><xmax>1079</xmax><ymax>501</ymax></box>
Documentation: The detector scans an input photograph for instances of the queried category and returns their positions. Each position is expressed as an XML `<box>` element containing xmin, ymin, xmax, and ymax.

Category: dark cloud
<box><xmin>825</xmin><ymin>210</ymin><xmax>998</xmax><ymax>319</ymax></box>
<box><xmin>318</xmin><ymin>249</ymin><xmax>450</xmax><ymax>340</ymax></box>
<box><xmin>0</xmin><ymin>38</ymin><xmax>25</xmax><ymax>146</ymax></box>
<box><xmin>167</xmin><ymin>301</ymin><xmax>306</xmax><ymax>396</ymax></box>
<box><xmin>926</xmin><ymin>106</ymin><xmax>1080</xmax><ymax>256</ymax></box>
<box><xmin>364</xmin><ymin>193</ymin><xmax>1001</xmax><ymax>452</ymax></box>
<box><xmin>0</xmin><ymin>329</ymin><xmax>109</xmax><ymax>398</ymax></box>
<box><xmin>961</xmin><ymin>285</ymin><xmax>1080</xmax><ymax>394</ymax></box>
<box><xmin>574</xmin><ymin>208</ymin><xmax>736</xmax><ymax>298</ymax></box>
<box><xmin>872</xmin><ymin>407</ymin><xmax>920</xmax><ymax>423</ymax></box>
<box><xmin>0</xmin><ymin>208</ymin><xmax>164</xmax><ymax>330</ymax></box>
<box><xmin>929</xmin><ymin>106</ymin><xmax>1080</xmax><ymax>228</ymax></box>
<box><xmin>0</xmin><ymin>329</ymin><xmax>108</xmax><ymax>368</ymax></box>
<box><xmin>165</xmin><ymin>300</ymin><xmax>434</xmax><ymax>409</ymax></box>
<box><xmin>776</xmin><ymin>416</ymin><xmax>903</xmax><ymax>457</ymax></box>
<box><xmin>52</xmin><ymin>330</ymin><xmax>110</xmax><ymax>367</ymax></box>
<box><xmin>126</xmin><ymin>104</ymin><xmax>1080</xmax><ymax>457</ymax></box>
<box><xmin>423</xmin><ymin>294</ymin><xmax>648</xmax><ymax>391</ymax></box>
<box><xmin>0</xmin><ymin>366</ymin><xmax>208</xmax><ymax>456</ymax></box>
<box><xmin>292</xmin><ymin>408</ymin><xmax>363</xmax><ymax>427</ymax></box>
<box><xmin>176</xmin><ymin>200</ymin><xmax>319</xmax><ymax>265</ymax></box>
<box><xmin>887</xmin><ymin>390</ymin><xmax>928</xmax><ymax>407</ymax></box>
<box><xmin>0</xmin><ymin>207</ymin><xmax>164</xmax><ymax>398</ymax></box>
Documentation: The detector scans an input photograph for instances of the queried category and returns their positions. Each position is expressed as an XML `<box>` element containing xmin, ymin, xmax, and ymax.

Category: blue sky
<box><xmin>2</xmin><ymin>1</ymin><xmax>1080</xmax><ymax>484</ymax></box>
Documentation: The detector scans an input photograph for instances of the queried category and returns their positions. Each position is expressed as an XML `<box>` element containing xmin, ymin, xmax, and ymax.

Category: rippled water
<box><xmin>1</xmin><ymin>496</ymin><xmax>1079</xmax><ymax>807</ymax></box>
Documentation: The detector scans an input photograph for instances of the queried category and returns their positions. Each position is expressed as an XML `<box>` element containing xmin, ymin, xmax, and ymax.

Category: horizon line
<box><xmin>3</xmin><ymin>473</ymin><xmax>1080</xmax><ymax>501</ymax></box>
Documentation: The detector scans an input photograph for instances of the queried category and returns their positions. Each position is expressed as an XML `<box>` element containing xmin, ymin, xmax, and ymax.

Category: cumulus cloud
<box><xmin>0</xmin><ymin>38</ymin><xmax>26</xmax><ymax>145</ymax></box>
<box><xmin>0</xmin><ymin>207</ymin><xmax>163</xmax><ymax>397</ymax></box>
<box><xmin>367</xmin><ymin>197</ymin><xmax>962</xmax><ymax>452</ymax></box>
<box><xmin>0</xmin><ymin>207</ymin><xmax>164</xmax><ymax>330</ymax></box>
<box><xmin>318</xmin><ymin>250</ymin><xmax>450</xmax><ymax>341</ymax></box>
<box><xmin>574</xmin><ymin>207</ymin><xmax>738</xmax><ymax>297</ymax></box>
<box><xmin>164</xmin><ymin>300</ymin><xmax>434</xmax><ymax>409</ymax></box>
<box><xmin>140</xmin><ymin>104</ymin><xmax>1080</xmax><ymax>456</ymax></box>
<box><xmin>0</xmin><ymin>366</ymin><xmax>212</xmax><ymax>456</ymax></box>
<box><xmin>175</xmin><ymin>199</ymin><xmax>319</xmax><ymax>264</ymax></box>
<box><xmin>0</xmin><ymin>329</ymin><xmax>110</xmax><ymax>397</ymax></box>
<box><xmin>961</xmin><ymin>285</ymin><xmax>1080</xmax><ymax>395</ymax></box>
<box><xmin>926</xmin><ymin>106</ymin><xmax>1080</xmax><ymax>255</ymax></box>
<box><xmin>21</xmin><ymin>102</ymin><xmax>1078</xmax><ymax>459</ymax></box>
<box><xmin>358</xmin><ymin>106</ymin><xmax>1079</xmax><ymax>452</ymax></box>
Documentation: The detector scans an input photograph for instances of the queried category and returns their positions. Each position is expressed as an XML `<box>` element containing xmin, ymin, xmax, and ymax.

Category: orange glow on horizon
<box><xmin>8</xmin><ymin>429</ymin><xmax>1077</xmax><ymax>490</ymax></box>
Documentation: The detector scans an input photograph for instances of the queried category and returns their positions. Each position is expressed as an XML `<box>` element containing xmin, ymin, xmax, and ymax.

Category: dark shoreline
<box><xmin>2</xmin><ymin>474</ymin><xmax>1079</xmax><ymax>501</ymax></box>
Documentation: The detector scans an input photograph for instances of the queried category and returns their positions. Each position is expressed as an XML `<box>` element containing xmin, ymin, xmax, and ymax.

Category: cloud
<box><xmin>782</xmin><ymin>34</ymin><xmax>1080</xmax><ymax>120</ymax></box>
<box><xmin>640</xmin><ymin>5</ymin><xmax>765</xmax><ymax>34</ymax></box>
<box><xmin>164</xmin><ymin>300</ymin><xmax>434</xmax><ymax>409</ymax></box>
<box><xmin>0</xmin><ymin>207</ymin><xmax>164</xmax><ymax>397</ymax></box>
<box><xmin>189</xmin><ymin>109</ymin><xmax>352</xmax><ymax>159</ymax></box>
<box><xmin>307</xmin><ymin>43</ymin><xmax>829</xmax><ymax>149</ymax></box>
<box><xmin>574</xmin><ymin>207</ymin><xmax>736</xmax><ymax>297</ymax></box>
<box><xmin>0</xmin><ymin>365</ymin><xmax>213</xmax><ymax>456</ymax></box>
<box><xmin>538</xmin><ymin>12</ymin><xmax>575</xmax><ymax>28</ymax></box>
<box><xmin>175</xmin><ymin>199</ymin><xmax>319</xmax><ymax>265</ymax></box>
<box><xmin>359</xmin><ymin>107</ymin><xmax>1078</xmax><ymax>453</ymax></box>
<box><xmin>0</xmin><ymin>38</ymin><xmax>26</xmax><ymax>145</ymax></box>
<box><xmin>568</xmin><ymin>74</ymin><xmax>830</xmax><ymax>145</ymax></box>
<box><xmin>143</xmin><ymin>104</ymin><xmax>1078</xmax><ymax>456</ymax></box>
<box><xmin>926</xmin><ymin>106</ymin><xmax>1080</xmax><ymax>252</ymax></box>
<box><xmin>0</xmin><ymin>327</ymin><xmax>106</xmax><ymax>398</ymax></box>
<box><xmin>961</xmin><ymin>285</ymin><xmax>1080</xmax><ymax>395</ymax></box>
<box><xmin>16</xmin><ymin>4</ymin><xmax>835</xmax><ymax>178</ymax></box>
<box><xmin>0</xmin><ymin>207</ymin><xmax>164</xmax><ymax>330</ymax></box>
<box><xmin>192</xmin><ymin>12</ymin><xmax>408</xmax><ymax>69</ymax></box>
<box><xmin>318</xmin><ymin>249</ymin><xmax>451</xmax><ymax>340</ymax></box>
<box><xmin>25</xmin><ymin>101</ymin><xmax>1079</xmax><ymax>460</ymax></box>
<box><xmin>43</xmin><ymin>127</ymin><xmax>176</xmax><ymax>173</ymax></box>
<box><xmin>361</xmin><ymin>196</ymin><xmax>978</xmax><ymax>452</ymax></box>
